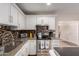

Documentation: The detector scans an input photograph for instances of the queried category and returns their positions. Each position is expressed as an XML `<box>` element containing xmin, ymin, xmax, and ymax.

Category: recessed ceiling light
<box><xmin>46</xmin><ymin>3</ymin><xmax>51</xmax><ymax>5</ymax></box>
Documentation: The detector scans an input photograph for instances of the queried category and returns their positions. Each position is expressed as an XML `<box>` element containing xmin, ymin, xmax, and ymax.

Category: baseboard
<box><xmin>62</xmin><ymin>40</ymin><xmax>78</xmax><ymax>46</ymax></box>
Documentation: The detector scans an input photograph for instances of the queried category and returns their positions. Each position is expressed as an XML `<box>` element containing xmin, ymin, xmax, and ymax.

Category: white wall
<box><xmin>55</xmin><ymin>12</ymin><xmax>79</xmax><ymax>38</ymax></box>
<box><xmin>55</xmin><ymin>12</ymin><xmax>79</xmax><ymax>45</ymax></box>
<box><xmin>57</xmin><ymin>21</ymin><xmax>79</xmax><ymax>45</ymax></box>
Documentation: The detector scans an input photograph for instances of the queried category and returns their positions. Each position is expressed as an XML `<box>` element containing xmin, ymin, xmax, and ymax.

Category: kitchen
<box><xmin>0</xmin><ymin>3</ymin><xmax>56</xmax><ymax>56</ymax></box>
<box><xmin>0</xmin><ymin>3</ymin><xmax>79</xmax><ymax>56</ymax></box>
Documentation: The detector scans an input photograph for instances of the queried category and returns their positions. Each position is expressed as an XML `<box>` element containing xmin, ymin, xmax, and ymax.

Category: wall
<box><xmin>55</xmin><ymin>12</ymin><xmax>79</xmax><ymax>45</ymax></box>
<box><xmin>58</xmin><ymin>21</ymin><xmax>79</xmax><ymax>45</ymax></box>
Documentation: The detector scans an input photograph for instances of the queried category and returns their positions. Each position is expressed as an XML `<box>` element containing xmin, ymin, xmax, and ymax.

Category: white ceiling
<box><xmin>17</xmin><ymin>3</ymin><xmax>79</xmax><ymax>15</ymax></box>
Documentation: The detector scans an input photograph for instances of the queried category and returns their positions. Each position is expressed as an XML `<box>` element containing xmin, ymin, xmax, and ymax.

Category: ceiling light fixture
<box><xmin>46</xmin><ymin>3</ymin><xmax>51</xmax><ymax>5</ymax></box>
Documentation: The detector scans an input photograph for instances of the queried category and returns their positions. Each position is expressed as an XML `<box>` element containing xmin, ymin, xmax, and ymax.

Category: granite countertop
<box><xmin>4</xmin><ymin>38</ymin><xmax>27</xmax><ymax>56</ymax></box>
<box><xmin>3</xmin><ymin>37</ymin><xmax>36</xmax><ymax>56</ymax></box>
<box><xmin>4</xmin><ymin>42</ymin><xmax>24</xmax><ymax>56</ymax></box>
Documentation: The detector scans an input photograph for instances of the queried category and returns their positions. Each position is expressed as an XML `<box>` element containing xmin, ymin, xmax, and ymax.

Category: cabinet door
<box><xmin>26</xmin><ymin>15</ymin><xmax>36</xmax><ymax>30</ymax></box>
<box><xmin>0</xmin><ymin>3</ymin><xmax>10</xmax><ymax>25</ymax></box>
<box><xmin>36</xmin><ymin>16</ymin><xmax>42</xmax><ymax>25</ymax></box>
<box><xmin>18</xmin><ymin>12</ymin><xmax>25</xmax><ymax>29</ymax></box>
<box><xmin>36</xmin><ymin>16</ymin><xmax>49</xmax><ymax>25</ymax></box>
<box><xmin>11</xmin><ymin>5</ymin><xmax>18</xmax><ymax>26</ymax></box>
<box><xmin>28</xmin><ymin>40</ymin><xmax>36</xmax><ymax>55</ymax></box>
<box><xmin>49</xmin><ymin>17</ymin><xmax>55</xmax><ymax>30</ymax></box>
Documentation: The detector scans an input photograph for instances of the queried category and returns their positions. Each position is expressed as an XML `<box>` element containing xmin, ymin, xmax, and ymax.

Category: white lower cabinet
<box><xmin>15</xmin><ymin>40</ymin><xmax>36</xmax><ymax>56</ymax></box>
<box><xmin>28</xmin><ymin>40</ymin><xmax>36</xmax><ymax>55</ymax></box>
<box><xmin>15</xmin><ymin>42</ymin><xmax>29</xmax><ymax>56</ymax></box>
<box><xmin>21</xmin><ymin>47</ymin><xmax>28</xmax><ymax>56</ymax></box>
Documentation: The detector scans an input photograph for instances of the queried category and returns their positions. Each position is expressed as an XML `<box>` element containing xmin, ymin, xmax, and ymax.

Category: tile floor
<box><xmin>37</xmin><ymin>50</ymin><xmax>50</xmax><ymax>56</ymax></box>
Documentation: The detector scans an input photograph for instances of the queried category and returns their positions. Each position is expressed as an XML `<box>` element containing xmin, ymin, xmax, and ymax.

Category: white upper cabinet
<box><xmin>0</xmin><ymin>3</ymin><xmax>10</xmax><ymax>25</ymax></box>
<box><xmin>17</xmin><ymin>12</ymin><xmax>25</xmax><ymax>30</ymax></box>
<box><xmin>26</xmin><ymin>15</ymin><xmax>37</xmax><ymax>30</ymax></box>
<box><xmin>10</xmin><ymin>4</ymin><xmax>18</xmax><ymax>26</ymax></box>
<box><xmin>25</xmin><ymin>15</ymin><xmax>55</xmax><ymax>30</ymax></box>
<box><xmin>36</xmin><ymin>16</ymin><xmax>49</xmax><ymax>25</ymax></box>
<box><xmin>10</xmin><ymin>4</ymin><xmax>25</xmax><ymax>30</ymax></box>
<box><xmin>36</xmin><ymin>15</ymin><xmax>55</xmax><ymax>30</ymax></box>
<box><xmin>10</xmin><ymin>4</ymin><xmax>26</xmax><ymax>28</ymax></box>
<box><xmin>49</xmin><ymin>16</ymin><xmax>55</xmax><ymax>30</ymax></box>
<box><xmin>0</xmin><ymin>3</ymin><xmax>25</xmax><ymax>29</ymax></box>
